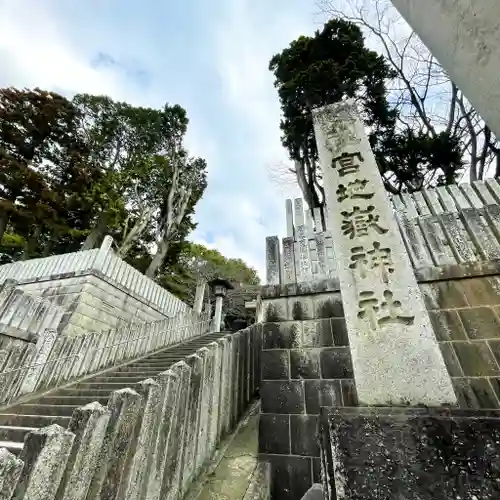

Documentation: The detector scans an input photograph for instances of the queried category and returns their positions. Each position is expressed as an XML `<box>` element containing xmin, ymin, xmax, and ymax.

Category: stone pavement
<box><xmin>190</xmin><ymin>405</ymin><xmax>262</xmax><ymax>500</ymax></box>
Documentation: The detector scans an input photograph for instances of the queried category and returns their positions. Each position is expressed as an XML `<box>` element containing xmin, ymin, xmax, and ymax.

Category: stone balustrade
<box><xmin>0</xmin><ymin>325</ymin><xmax>261</xmax><ymax>500</ymax></box>
<box><xmin>0</xmin><ymin>281</ymin><xmax>66</xmax><ymax>349</ymax></box>
<box><xmin>0</xmin><ymin>309</ymin><xmax>212</xmax><ymax>407</ymax></box>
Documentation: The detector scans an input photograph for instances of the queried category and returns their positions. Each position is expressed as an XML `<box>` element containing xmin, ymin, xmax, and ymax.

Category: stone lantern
<box><xmin>208</xmin><ymin>278</ymin><xmax>234</xmax><ymax>332</ymax></box>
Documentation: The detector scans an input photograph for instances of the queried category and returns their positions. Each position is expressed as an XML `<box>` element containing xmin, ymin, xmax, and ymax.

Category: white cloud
<box><xmin>0</xmin><ymin>1</ymin><xmax>125</xmax><ymax>97</ymax></box>
<box><xmin>194</xmin><ymin>0</ymin><xmax>313</xmax><ymax>280</ymax></box>
<box><xmin>0</xmin><ymin>0</ymin><xmax>315</xmax><ymax>284</ymax></box>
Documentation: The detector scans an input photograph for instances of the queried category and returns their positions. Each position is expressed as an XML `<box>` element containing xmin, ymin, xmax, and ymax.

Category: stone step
<box><xmin>122</xmin><ymin>363</ymin><xmax>174</xmax><ymax>371</ymax></box>
<box><xmin>112</xmin><ymin>368</ymin><xmax>164</xmax><ymax>375</ymax></box>
<box><xmin>102</xmin><ymin>370</ymin><xmax>162</xmax><ymax>377</ymax></box>
<box><xmin>89</xmin><ymin>375</ymin><xmax>153</xmax><ymax>384</ymax></box>
<box><xmin>36</xmin><ymin>395</ymin><xmax>109</xmax><ymax>407</ymax></box>
<box><xmin>72</xmin><ymin>382</ymin><xmax>139</xmax><ymax>391</ymax></box>
<box><xmin>11</xmin><ymin>404</ymin><xmax>80</xmax><ymax>417</ymax></box>
<box><xmin>0</xmin><ymin>440</ymin><xmax>23</xmax><ymax>456</ymax></box>
<box><xmin>0</xmin><ymin>425</ymin><xmax>37</xmax><ymax>443</ymax></box>
<box><xmin>132</xmin><ymin>356</ymin><xmax>183</xmax><ymax>362</ymax></box>
<box><xmin>55</xmin><ymin>388</ymin><xmax>116</xmax><ymax>398</ymax></box>
<box><xmin>0</xmin><ymin>332</ymin><xmax>230</xmax><ymax>434</ymax></box>
<box><xmin>0</xmin><ymin>413</ymin><xmax>71</xmax><ymax>428</ymax></box>
<box><xmin>137</xmin><ymin>356</ymin><xmax>187</xmax><ymax>362</ymax></box>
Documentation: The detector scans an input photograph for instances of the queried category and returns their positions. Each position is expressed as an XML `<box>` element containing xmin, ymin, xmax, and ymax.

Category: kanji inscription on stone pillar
<box><xmin>312</xmin><ymin>101</ymin><xmax>456</xmax><ymax>406</ymax></box>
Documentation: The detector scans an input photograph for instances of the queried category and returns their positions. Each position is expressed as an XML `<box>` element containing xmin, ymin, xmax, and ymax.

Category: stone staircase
<box><xmin>0</xmin><ymin>331</ymin><xmax>227</xmax><ymax>456</ymax></box>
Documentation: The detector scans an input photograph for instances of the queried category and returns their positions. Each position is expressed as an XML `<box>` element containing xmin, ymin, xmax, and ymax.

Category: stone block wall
<box><xmin>418</xmin><ymin>267</ymin><xmax>500</xmax><ymax>410</ymax></box>
<box><xmin>260</xmin><ymin>268</ymin><xmax>500</xmax><ymax>499</ymax></box>
<box><xmin>1</xmin><ymin>326</ymin><xmax>261</xmax><ymax>500</ymax></box>
<box><xmin>259</xmin><ymin>280</ymin><xmax>358</xmax><ymax>500</ymax></box>
<box><xmin>0</xmin><ymin>246</ymin><xmax>189</xmax><ymax>317</ymax></box>
<box><xmin>17</xmin><ymin>273</ymin><xmax>171</xmax><ymax>337</ymax></box>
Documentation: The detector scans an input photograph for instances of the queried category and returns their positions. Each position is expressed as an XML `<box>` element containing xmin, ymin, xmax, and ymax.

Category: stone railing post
<box><xmin>18</xmin><ymin>328</ymin><xmax>58</xmax><ymax>396</ymax></box>
<box><xmin>92</xmin><ymin>235</ymin><xmax>114</xmax><ymax>273</ymax></box>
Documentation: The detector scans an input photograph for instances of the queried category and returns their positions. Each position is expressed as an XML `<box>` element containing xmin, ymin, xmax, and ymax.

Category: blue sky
<box><xmin>0</xmin><ymin>0</ymin><xmax>324</xmax><ymax>278</ymax></box>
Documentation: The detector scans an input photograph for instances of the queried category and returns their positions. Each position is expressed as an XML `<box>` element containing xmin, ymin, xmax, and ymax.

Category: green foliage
<box><xmin>158</xmin><ymin>243</ymin><xmax>260</xmax><ymax>306</ymax></box>
<box><xmin>0</xmin><ymin>86</ymin><xmax>254</xmax><ymax>308</ymax></box>
<box><xmin>269</xmin><ymin>19</ymin><xmax>464</xmax><ymax>204</ymax></box>
<box><xmin>0</xmin><ymin>87</ymin><xmax>105</xmax><ymax>257</ymax></box>
<box><xmin>0</xmin><ymin>232</ymin><xmax>25</xmax><ymax>264</ymax></box>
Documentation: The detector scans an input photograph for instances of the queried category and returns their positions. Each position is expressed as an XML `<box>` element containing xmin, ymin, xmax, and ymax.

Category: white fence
<box><xmin>0</xmin><ymin>244</ymin><xmax>189</xmax><ymax>317</ymax></box>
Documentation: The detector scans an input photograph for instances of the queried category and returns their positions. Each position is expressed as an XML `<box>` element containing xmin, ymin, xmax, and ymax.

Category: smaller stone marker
<box><xmin>312</xmin><ymin>101</ymin><xmax>456</xmax><ymax>406</ymax></box>
<box><xmin>266</xmin><ymin>236</ymin><xmax>281</xmax><ymax>285</ymax></box>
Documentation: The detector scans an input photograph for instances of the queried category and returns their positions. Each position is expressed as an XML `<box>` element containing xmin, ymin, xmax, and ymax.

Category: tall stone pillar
<box><xmin>312</xmin><ymin>101</ymin><xmax>456</xmax><ymax>406</ymax></box>
<box><xmin>390</xmin><ymin>0</ymin><xmax>500</xmax><ymax>137</ymax></box>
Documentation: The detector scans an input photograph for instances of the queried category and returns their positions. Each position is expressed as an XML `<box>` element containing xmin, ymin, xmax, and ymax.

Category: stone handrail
<box><xmin>0</xmin><ymin>325</ymin><xmax>261</xmax><ymax>500</ymax></box>
<box><xmin>0</xmin><ymin>310</ymin><xmax>212</xmax><ymax>406</ymax></box>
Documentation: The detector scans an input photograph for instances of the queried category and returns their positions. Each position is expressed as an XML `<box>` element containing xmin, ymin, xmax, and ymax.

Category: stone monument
<box><xmin>312</xmin><ymin>101</ymin><xmax>456</xmax><ymax>406</ymax></box>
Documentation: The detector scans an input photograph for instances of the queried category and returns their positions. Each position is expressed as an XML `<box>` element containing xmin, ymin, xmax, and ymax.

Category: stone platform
<box><xmin>320</xmin><ymin>407</ymin><xmax>500</xmax><ymax>499</ymax></box>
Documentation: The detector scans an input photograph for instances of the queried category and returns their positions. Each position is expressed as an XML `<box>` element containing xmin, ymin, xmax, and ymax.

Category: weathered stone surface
<box><xmin>263</xmin><ymin>298</ymin><xmax>289</xmax><ymax>323</ymax></box>
<box><xmin>263</xmin><ymin>322</ymin><xmax>301</xmax><ymax>350</ymax></box>
<box><xmin>313</xmin><ymin>101</ymin><xmax>455</xmax><ymax>406</ymax></box>
<box><xmin>290</xmin><ymin>350</ymin><xmax>320</xmax><ymax>380</ymax></box>
<box><xmin>0</xmin><ymin>448</ymin><xmax>23</xmax><ymax>500</ymax></box>
<box><xmin>261</xmin><ymin>350</ymin><xmax>290</xmax><ymax>380</ymax></box>
<box><xmin>19</xmin><ymin>329</ymin><xmax>57</xmax><ymax>395</ymax></box>
<box><xmin>179</xmin><ymin>353</ymin><xmax>204</xmax><ymax>492</ymax></box>
<box><xmin>207</xmin><ymin>341</ymin><xmax>223</xmax><ymax>457</ymax></box>
<box><xmin>389</xmin><ymin>0</ymin><xmax>500</xmax><ymax>140</ymax></box>
<box><xmin>195</xmin><ymin>346</ymin><xmax>213</xmax><ymax>475</ymax></box>
<box><xmin>452</xmin><ymin>377</ymin><xmax>500</xmax><ymax>409</ymax></box>
<box><xmin>86</xmin><ymin>388</ymin><xmax>143</xmax><ymax>500</ymax></box>
<box><xmin>304</xmin><ymin>380</ymin><xmax>342</xmax><ymax>415</ymax></box>
<box><xmin>428</xmin><ymin>310</ymin><xmax>467</xmax><ymax>341</ymax></box>
<box><xmin>13</xmin><ymin>424</ymin><xmax>75</xmax><ymax>500</ymax></box>
<box><xmin>242</xmin><ymin>462</ymin><xmax>271</xmax><ymax>500</ymax></box>
<box><xmin>264</xmin><ymin>454</ymin><xmax>312</xmax><ymax>500</ymax></box>
<box><xmin>261</xmin><ymin>381</ymin><xmax>305</xmax><ymax>414</ymax></box>
<box><xmin>320</xmin><ymin>407</ymin><xmax>500</xmax><ymax>500</ymax></box>
<box><xmin>217</xmin><ymin>337</ymin><xmax>232</xmax><ymax>438</ymax></box>
<box><xmin>161</xmin><ymin>362</ymin><xmax>191</xmax><ymax>500</ymax></box>
<box><xmin>453</xmin><ymin>341</ymin><xmax>500</xmax><ymax>376</ymax></box>
<box><xmin>260</xmin><ymin>279</ymin><xmax>340</xmax><ymax>299</ymax></box>
<box><xmin>56</xmin><ymin>402</ymin><xmax>111</xmax><ymax>500</ymax></box>
<box><xmin>259</xmin><ymin>414</ymin><xmax>290</xmax><ymax>455</ymax></box>
<box><xmin>290</xmin><ymin>415</ymin><xmax>319</xmax><ymax>457</ymax></box>
<box><xmin>300</xmin><ymin>483</ymin><xmax>323</xmax><ymax>500</ymax></box>
<box><xmin>119</xmin><ymin>379</ymin><xmax>161</xmax><ymax>500</ymax></box>
<box><xmin>458</xmin><ymin>306</ymin><xmax>500</xmax><ymax>339</ymax></box>
<box><xmin>282</xmin><ymin>237</ymin><xmax>297</xmax><ymax>285</ymax></box>
<box><xmin>266</xmin><ymin>237</ymin><xmax>281</xmax><ymax>286</ymax></box>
